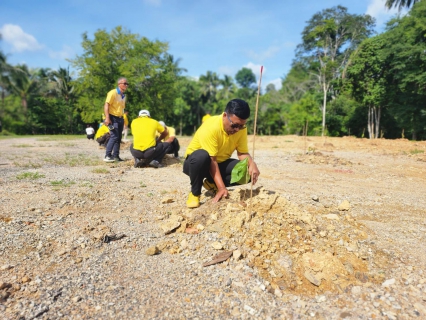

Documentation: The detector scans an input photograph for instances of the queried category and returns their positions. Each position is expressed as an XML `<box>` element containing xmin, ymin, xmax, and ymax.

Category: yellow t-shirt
<box><xmin>202</xmin><ymin>114</ymin><xmax>211</xmax><ymax>123</ymax></box>
<box><xmin>123</xmin><ymin>113</ymin><xmax>129</xmax><ymax>126</ymax></box>
<box><xmin>105</xmin><ymin>88</ymin><xmax>125</xmax><ymax>117</ymax></box>
<box><xmin>162</xmin><ymin>126</ymin><xmax>176</xmax><ymax>141</ymax></box>
<box><xmin>131</xmin><ymin>117</ymin><xmax>165</xmax><ymax>151</ymax></box>
<box><xmin>95</xmin><ymin>124</ymin><xmax>109</xmax><ymax>139</ymax></box>
<box><xmin>185</xmin><ymin>114</ymin><xmax>249</xmax><ymax>163</ymax></box>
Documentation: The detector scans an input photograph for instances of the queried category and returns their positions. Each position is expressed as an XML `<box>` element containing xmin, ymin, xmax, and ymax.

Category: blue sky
<box><xmin>0</xmin><ymin>0</ymin><xmax>401</xmax><ymax>90</ymax></box>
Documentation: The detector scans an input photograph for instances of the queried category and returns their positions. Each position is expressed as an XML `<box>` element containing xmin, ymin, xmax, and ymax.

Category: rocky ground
<box><xmin>0</xmin><ymin>135</ymin><xmax>425</xmax><ymax>319</ymax></box>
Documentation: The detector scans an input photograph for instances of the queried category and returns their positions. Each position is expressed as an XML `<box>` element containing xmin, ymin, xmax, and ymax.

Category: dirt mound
<box><xmin>156</xmin><ymin>187</ymin><xmax>390</xmax><ymax>296</ymax></box>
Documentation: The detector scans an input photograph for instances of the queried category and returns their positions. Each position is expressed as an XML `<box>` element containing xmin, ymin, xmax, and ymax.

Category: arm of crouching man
<box><xmin>210</xmin><ymin>156</ymin><xmax>228</xmax><ymax>203</ymax></box>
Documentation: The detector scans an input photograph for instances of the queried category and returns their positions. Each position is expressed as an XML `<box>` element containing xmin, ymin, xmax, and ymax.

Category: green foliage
<box><xmin>287</xmin><ymin>93</ymin><xmax>322</xmax><ymax>135</ymax></box>
<box><xmin>235</xmin><ymin>68</ymin><xmax>256</xmax><ymax>88</ymax></box>
<box><xmin>71</xmin><ymin>26</ymin><xmax>181</xmax><ymax>123</ymax></box>
<box><xmin>296</xmin><ymin>5</ymin><xmax>376</xmax><ymax>135</ymax></box>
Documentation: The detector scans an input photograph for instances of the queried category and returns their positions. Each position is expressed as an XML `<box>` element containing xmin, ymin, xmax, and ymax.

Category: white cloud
<box><xmin>48</xmin><ymin>45</ymin><xmax>74</xmax><ymax>61</ymax></box>
<box><xmin>244</xmin><ymin>62</ymin><xmax>265</xmax><ymax>80</ymax></box>
<box><xmin>143</xmin><ymin>0</ymin><xmax>161</xmax><ymax>6</ymax></box>
<box><xmin>268</xmin><ymin>78</ymin><xmax>282</xmax><ymax>91</ymax></box>
<box><xmin>366</xmin><ymin>0</ymin><xmax>407</xmax><ymax>28</ymax></box>
<box><xmin>0</xmin><ymin>24</ymin><xmax>43</xmax><ymax>52</ymax></box>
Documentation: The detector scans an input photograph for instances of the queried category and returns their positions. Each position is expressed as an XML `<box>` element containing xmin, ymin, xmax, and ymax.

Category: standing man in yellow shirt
<box><xmin>122</xmin><ymin>110</ymin><xmax>129</xmax><ymax>142</ymax></box>
<box><xmin>159</xmin><ymin>121</ymin><xmax>180</xmax><ymax>158</ymax></box>
<box><xmin>103</xmin><ymin>77</ymin><xmax>128</xmax><ymax>162</ymax></box>
<box><xmin>183</xmin><ymin>99</ymin><xmax>260</xmax><ymax>208</ymax></box>
<box><xmin>130</xmin><ymin>110</ymin><xmax>169</xmax><ymax>168</ymax></box>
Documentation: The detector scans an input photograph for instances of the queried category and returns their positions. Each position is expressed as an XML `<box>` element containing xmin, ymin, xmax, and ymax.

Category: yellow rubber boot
<box><xmin>186</xmin><ymin>192</ymin><xmax>200</xmax><ymax>208</ymax></box>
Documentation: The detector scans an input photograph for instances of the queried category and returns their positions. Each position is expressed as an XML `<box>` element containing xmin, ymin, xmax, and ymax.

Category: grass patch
<box><xmin>50</xmin><ymin>180</ymin><xmax>76</xmax><ymax>187</ymax></box>
<box><xmin>285</xmin><ymin>140</ymin><xmax>294</xmax><ymax>143</ymax></box>
<box><xmin>92</xmin><ymin>168</ymin><xmax>109</xmax><ymax>174</ymax></box>
<box><xmin>43</xmin><ymin>153</ymin><xmax>100</xmax><ymax>167</ymax></box>
<box><xmin>16</xmin><ymin>171</ymin><xmax>45</xmax><ymax>180</ymax></box>
<box><xmin>36</xmin><ymin>135</ymin><xmax>85</xmax><ymax>141</ymax></box>
<box><xmin>13</xmin><ymin>161</ymin><xmax>42</xmax><ymax>169</ymax></box>
<box><xmin>80</xmin><ymin>181</ymin><xmax>93</xmax><ymax>187</ymax></box>
<box><xmin>410</xmin><ymin>149</ymin><xmax>424</xmax><ymax>155</ymax></box>
<box><xmin>140</xmin><ymin>182</ymin><xmax>147</xmax><ymax>187</ymax></box>
<box><xmin>11</xmin><ymin>144</ymin><xmax>34</xmax><ymax>148</ymax></box>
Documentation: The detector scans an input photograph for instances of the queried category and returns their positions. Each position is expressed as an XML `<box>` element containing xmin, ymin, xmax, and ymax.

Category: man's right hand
<box><xmin>212</xmin><ymin>188</ymin><xmax>228</xmax><ymax>203</ymax></box>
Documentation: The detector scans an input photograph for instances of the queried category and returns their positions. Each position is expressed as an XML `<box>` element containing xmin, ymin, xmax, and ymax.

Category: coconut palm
<box><xmin>8</xmin><ymin>65</ymin><xmax>48</xmax><ymax>121</ymax></box>
<box><xmin>199</xmin><ymin>71</ymin><xmax>220</xmax><ymax>105</ymax></box>
<box><xmin>218</xmin><ymin>75</ymin><xmax>236</xmax><ymax>100</ymax></box>
<box><xmin>385</xmin><ymin>0</ymin><xmax>420</xmax><ymax>10</ymax></box>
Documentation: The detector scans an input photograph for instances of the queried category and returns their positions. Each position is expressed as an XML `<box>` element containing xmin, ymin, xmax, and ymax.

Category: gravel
<box><xmin>0</xmin><ymin>136</ymin><xmax>425</xmax><ymax>319</ymax></box>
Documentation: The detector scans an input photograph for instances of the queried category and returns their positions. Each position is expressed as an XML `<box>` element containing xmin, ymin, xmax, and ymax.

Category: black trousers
<box><xmin>165</xmin><ymin>138</ymin><xmax>180</xmax><ymax>157</ymax></box>
<box><xmin>183</xmin><ymin>149</ymin><xmax>240</xmax><ymax>196</ymax></box>
<box><xmin>130</xmin><ymin>142</ymin><xmax>169</xmax><ymax>163</ymax></box>
<box><xmin>105</xmin><ymin>115</ymin><xmax>124</xmax><ymax>157</ymax></box>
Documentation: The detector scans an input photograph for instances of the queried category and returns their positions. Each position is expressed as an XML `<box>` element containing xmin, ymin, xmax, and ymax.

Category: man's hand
<box><xmin>248</xmin><ymin>161</ymin><xmax>260</xmax><ymax>185</ymax></box>
<box><xmin>212</xmin><ymin>188</ymin><xmax>228</xmax><ymax>203</ymax></box>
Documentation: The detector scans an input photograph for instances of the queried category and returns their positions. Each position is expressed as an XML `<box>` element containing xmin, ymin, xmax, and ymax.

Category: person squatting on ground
<box><xmin>158</xmin><ymin>121</ymin><xmax>180</xmax><ymax>158</ymax></box>
<box><xmin>103</xmin><ymin>77</ymin><xmax>128</xmax><ymax>162</ymax></box>
<box><xmin>183</xmin><ymin>99</ymin><xmax>260</xmax><ymax>208</ymax></box>
<box><xmin>85</xmin><ymin>125</ymin><xmax>95</xmax><ymax>140</ymax></box>
<box><xmin>130</xmin><ymin>110</ymin><xmax>169</xmax><ymax>168</ymax></box>
<box><xmin>95</xmin><ymin>123</ymin><xmax>110</xmax><ymax>148</ymax></box>
<box><xmin>122</xmin><ymin>110</ymin><xmax>129</xmax><ymax>142</ymax></box>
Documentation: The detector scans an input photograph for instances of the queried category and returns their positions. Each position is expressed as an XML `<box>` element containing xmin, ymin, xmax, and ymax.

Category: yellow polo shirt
<box><xmin>131</xmin><ymin>117</ymin><xmax>165</xmax><ymax>151</ymax></box>
<box><xmin>161</xmin><ymin>126</ymin><xmax>176</xmax><ymax>141</ymax></box>
<box><xmin>123</xmin><ymin>113</ymin><xmax>129</xmax><ymax>126</ymax></box>
<box><xmin>202</xmin><ymin>114</ymin><xmax>211</xmax><ymax>123</ymax></box>
<box><xmin>95</xmin><ymin>124</ymin><xmax>109</xmax><ymax>139</ymax></box>
<box><xmin>185</xmin><ymin>114</ymin><xmax>249</xmax><ymax>163</ymax></box>
<box><xmin>105</xmin><ymin>88</ymin><xmax>125</xmax><ymax>117</ymax></box>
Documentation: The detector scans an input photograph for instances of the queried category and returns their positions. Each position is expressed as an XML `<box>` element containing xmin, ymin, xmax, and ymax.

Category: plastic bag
<box><xmin>230</xmin><ymin>157</ymin><xmax>250</xmax><ymax>185</ymax></box>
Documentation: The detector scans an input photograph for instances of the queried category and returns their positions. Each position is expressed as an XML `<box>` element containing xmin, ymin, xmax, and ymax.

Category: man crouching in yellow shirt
<box><xmin>130</xmin><ymin>110</ymin><xmax>169</xmax><ymax>168</ymax></box>
<box><xmin>183</xmin><ymin>99</ymin><xmax>260</xmax><ymax>208</ymax></box>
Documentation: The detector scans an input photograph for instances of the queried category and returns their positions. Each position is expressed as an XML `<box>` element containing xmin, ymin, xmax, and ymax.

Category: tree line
<box><xmin>1</xmin><ymin>0</ymin><xmax>425</xmax><ymax>139</ymax></box>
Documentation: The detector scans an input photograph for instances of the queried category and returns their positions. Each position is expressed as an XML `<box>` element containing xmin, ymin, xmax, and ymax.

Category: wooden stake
<box><xmin>249</xmin><ymin>66</ymin><xmax>263</xmax><ymax>218</ymax></box>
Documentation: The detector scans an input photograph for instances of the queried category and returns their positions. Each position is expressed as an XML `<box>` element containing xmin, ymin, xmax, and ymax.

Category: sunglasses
<box><xmin>226</xmin><ymin>113</ymin><xmax>246</xmax><ymax>129</ymax></box>
<box><xmin>119</xmin><ymin>82</ymin><xmax>129</xmax><ymax>86</ymax></box>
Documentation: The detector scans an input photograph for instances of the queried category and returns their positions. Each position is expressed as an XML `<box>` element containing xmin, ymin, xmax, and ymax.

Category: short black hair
<box><xmin>225</xmin><ymin>99</ymin><xmax>250</xmax><ymax>120</ymax></box>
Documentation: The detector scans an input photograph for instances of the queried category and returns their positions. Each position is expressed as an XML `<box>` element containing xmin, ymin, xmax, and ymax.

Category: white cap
<box><xmin>159</xmin><ymin>121</ymin><xmax>166</xmax><ymax>127</ymax></box>
<box><xmin>139</xmin><ymin>110</ymin><xmax>150</xmax><ymax>117</ymax></box>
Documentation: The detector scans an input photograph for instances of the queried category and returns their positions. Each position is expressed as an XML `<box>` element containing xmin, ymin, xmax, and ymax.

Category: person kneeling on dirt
<box><xmin>183</xmin><ymin>99</ymin><xmax>260</xmax><ymax>208</ymax></box>
<box><xmin>158</xmin><ymin>121</ymin><xmax>180</xmax><ymax>159</ymax></box>
<box><xmin>95</xmin><ymin>123</ymin><xmax>110</xmax><ymax>148</ymax></box>
<box><xmin>130</xmin><ymin>110</ymin><xmax>169</xmax><ymax>169</ymax></box>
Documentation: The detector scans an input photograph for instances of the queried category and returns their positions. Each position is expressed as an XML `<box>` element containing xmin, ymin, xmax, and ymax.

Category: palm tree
<box><xmin>385</xmin><ymin>0</ymin><xmax>420</xmax><ymax>10</ymax></box>
<box><xmin>8</xmin><ymin>65</ymin><xmax>47</xmax><ymax>122</ymax></box>
<box><xmin>218</xmin><ymin>75</ymin><xmax>236</xmax><ymax>100</ymax></box>
<box><xmin>51</xmin><ymin>67</ymin><xmax>76</xmax><ymax>132</ymax></box>
<box><xmin>199</xmin><ymin>71</ymin><xmax>220</xmax><ymax>105</ymax></box>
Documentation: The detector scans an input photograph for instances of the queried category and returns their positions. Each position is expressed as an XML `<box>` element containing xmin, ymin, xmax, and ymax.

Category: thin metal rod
<box><xmin>249</xmin><ymin>66</ymin><xmax>263</xmax><ymax>214</ymax></box>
